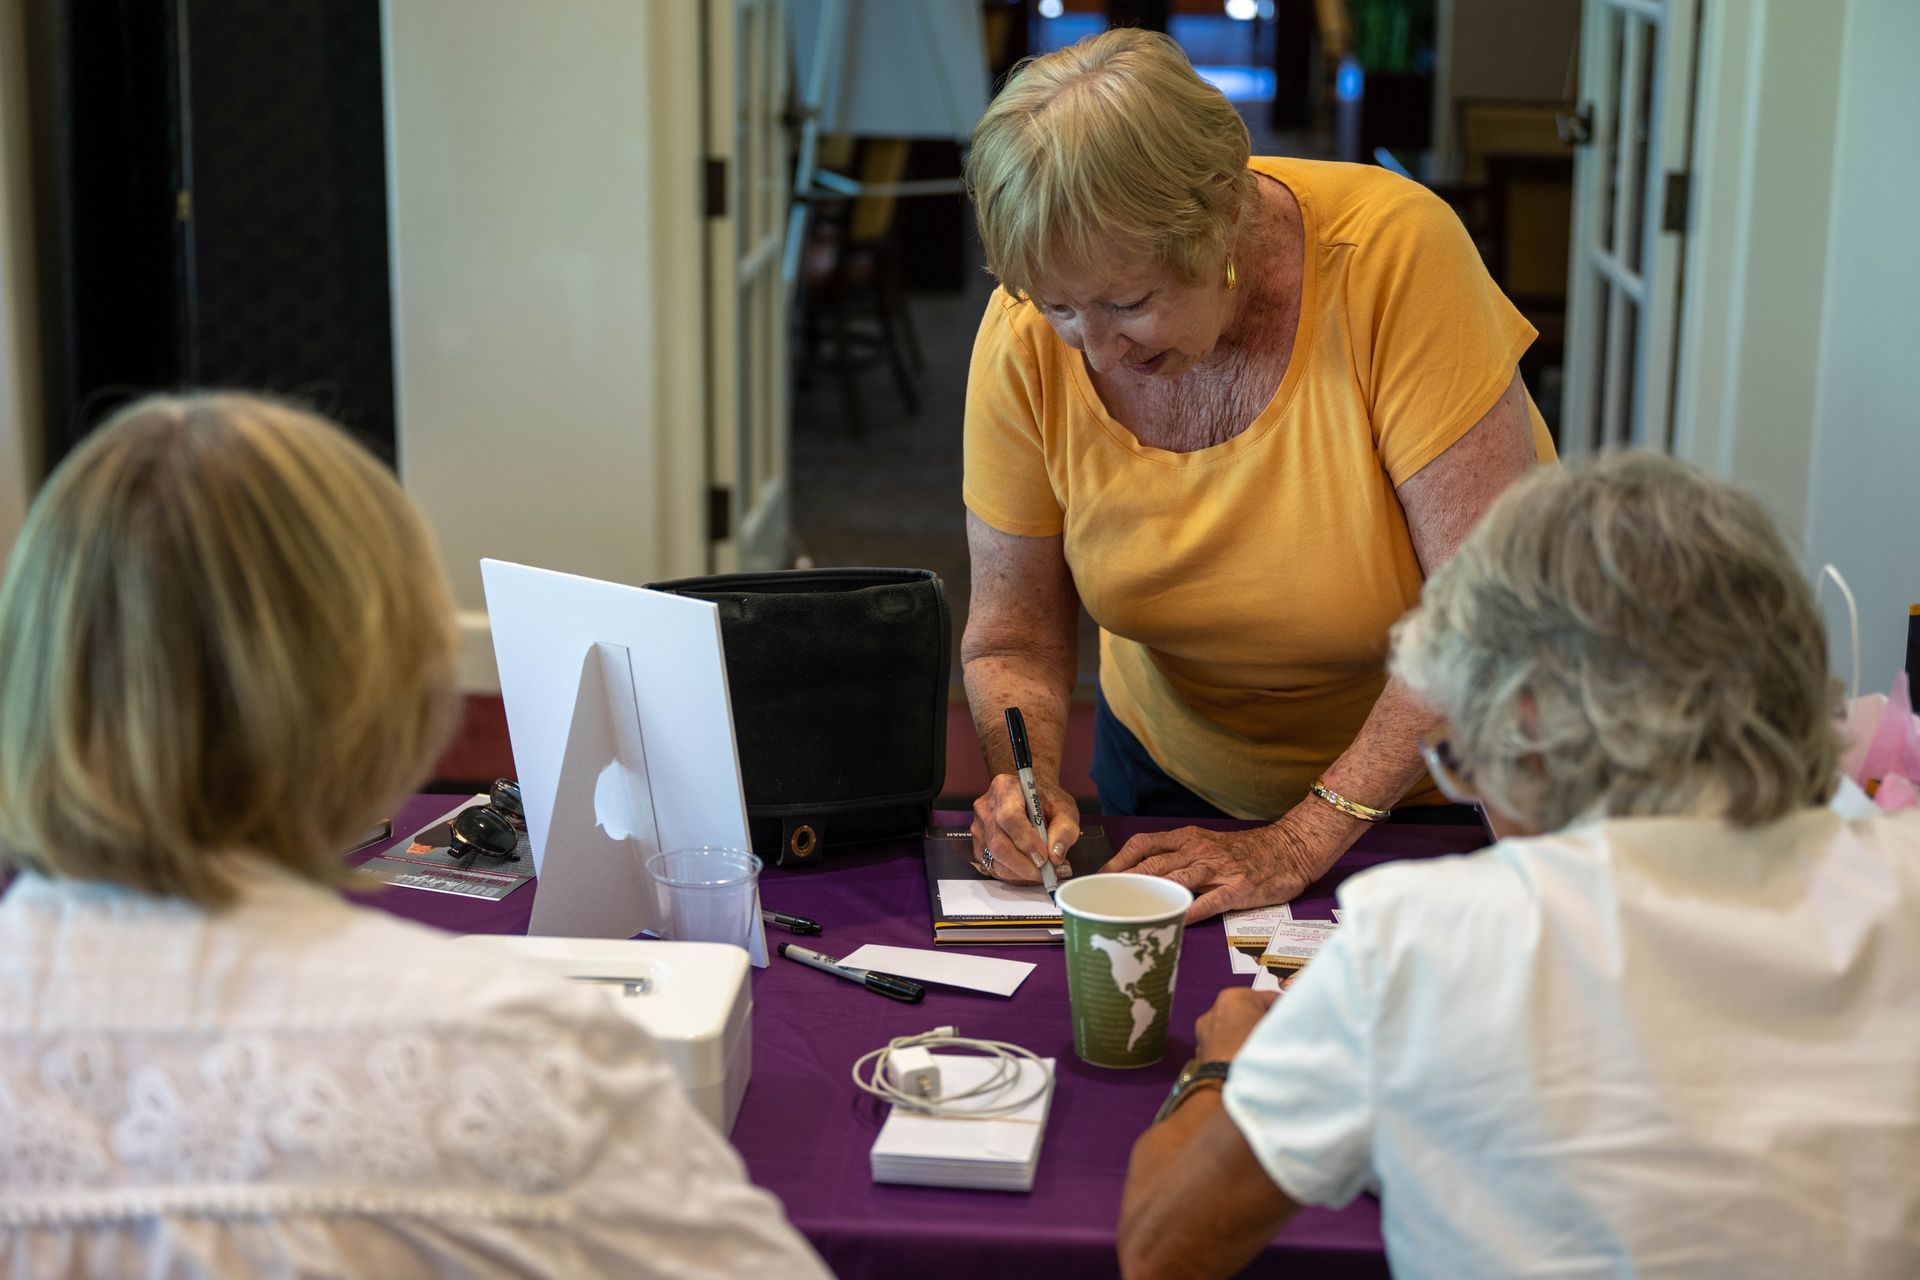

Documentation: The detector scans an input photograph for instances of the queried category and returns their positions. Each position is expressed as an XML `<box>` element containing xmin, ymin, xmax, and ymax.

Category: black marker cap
<box><xmin>864</xmin><ymin>973</ymin><xmax>926</xmax><ymax>1003</ymax></box>
<box><xmin>1004</xmin><ymin>707</ymin><xmax>1033</xmax><ymax>770</ymax></box>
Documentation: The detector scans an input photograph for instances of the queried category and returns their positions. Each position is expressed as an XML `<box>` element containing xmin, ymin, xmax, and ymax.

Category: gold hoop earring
<box><xmin>1225</xmin><ymin>258</ymin><xmax>1238</xmax><ymax>291</ymax></box>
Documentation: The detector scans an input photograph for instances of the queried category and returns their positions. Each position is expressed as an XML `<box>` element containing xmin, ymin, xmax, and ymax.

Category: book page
<box><xmin>936</xmin><ymin>879</ymin><xmax>1062</xmax><ymax>920</ymax></box>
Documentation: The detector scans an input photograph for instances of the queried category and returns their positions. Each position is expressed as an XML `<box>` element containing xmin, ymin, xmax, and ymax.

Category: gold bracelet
<box><xmin>1309</xmin><ymin>779</ymin><xmax>1391</xmax><ymax>823</ymax></box>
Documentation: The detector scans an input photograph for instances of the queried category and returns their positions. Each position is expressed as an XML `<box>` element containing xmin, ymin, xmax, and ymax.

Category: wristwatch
<box><xmin>1153</xmin><ymin>1058</ymin><xmax>1231</xmax><ymax>1124</ymax></box>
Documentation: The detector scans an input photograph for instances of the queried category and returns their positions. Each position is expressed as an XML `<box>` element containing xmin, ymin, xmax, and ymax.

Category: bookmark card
<box><xmin>837</xmin><ymin>946</ymin><xmax>1036</xmax><ymax>997</ymax></box>
<box><xmin>1259</xmin><ymin>920</ymin><xmax>1340</xmax><ymax>970</ymax></box>
<box><xmin>1224</xmin><ymin>903</ymin><xmax>1293</xmax><ymax>948</ymax></box>
<box><xmin>1224</xmin><ymin>903</ymin><xmax>1294</xmax><ymax>973</ymax></box>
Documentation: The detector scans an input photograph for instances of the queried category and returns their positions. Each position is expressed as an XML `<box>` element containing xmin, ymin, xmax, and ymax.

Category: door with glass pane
<box><xmin>1560</xmin><ymin>0</ymin><xmax>1699</xmax><ymax>455</ymax></box>
<box><xmin>706</xmin><ymin>0</ymin><xmax>791</xmax><ymax>571</ymax></box>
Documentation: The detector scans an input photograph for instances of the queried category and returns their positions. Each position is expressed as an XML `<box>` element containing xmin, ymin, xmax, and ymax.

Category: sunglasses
<box><xmin>447</xmin><ymin>779</ymin><xmax>527</xmax><ymax>867</ymax></box>
<box><xmin>1419</xmin><ymin>733</ymin><xmax>1479</xmax><ymax>806</ymax></box>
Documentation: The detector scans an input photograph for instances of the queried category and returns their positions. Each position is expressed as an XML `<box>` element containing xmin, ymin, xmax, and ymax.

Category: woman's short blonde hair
<box><xmin>1391</xmin><ymin>452</ymin><xmax>1840</xmax><ymax>832</ymax></box>
<box><xmin>0</xmin><ymin>393</ymin><xmax>460</xmax><ymax>907</ymax></box>
<box><xmin>966</xmin><ymin>27</ymin><xmax>1255</xmax><ymax>301</ymax></box>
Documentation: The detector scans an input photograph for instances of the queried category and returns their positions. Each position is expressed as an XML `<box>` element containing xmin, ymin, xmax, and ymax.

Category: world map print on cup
<box><xmin>1057</xmin><ymin>874</ymin><xmax>1193</xmax><ymax>1068</ymax></box>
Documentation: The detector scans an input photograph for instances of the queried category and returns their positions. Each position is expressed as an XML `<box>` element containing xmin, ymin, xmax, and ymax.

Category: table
<box><xmin>357</xmin><ymin>798</ymin><xmax>1488</xmax><ymax>1279</ymax></box>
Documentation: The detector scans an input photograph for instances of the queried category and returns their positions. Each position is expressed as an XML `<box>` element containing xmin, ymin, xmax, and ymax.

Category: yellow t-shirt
<box><xmin>962</xmin><ymin>158</ymin><xmax>1556</xmax><ymax>819</ymax></box>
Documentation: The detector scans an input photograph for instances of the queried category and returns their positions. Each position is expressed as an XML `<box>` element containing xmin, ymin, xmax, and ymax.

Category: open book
<box><xmin>922</xmin><ymin>827</ymin><xmax>1112</xmax><ymax>945</ymax></box>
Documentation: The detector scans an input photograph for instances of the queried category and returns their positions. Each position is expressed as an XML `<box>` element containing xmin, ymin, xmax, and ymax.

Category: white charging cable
<box><xmin>851</xmin><ymin>1026</ymin><xmax>1052</xmax><ymax>1117</ymax></box>
<box><xmin>1818</xmin><ymin>564</ymin><xmax>1861</xmax><ymax>703</ymax></box>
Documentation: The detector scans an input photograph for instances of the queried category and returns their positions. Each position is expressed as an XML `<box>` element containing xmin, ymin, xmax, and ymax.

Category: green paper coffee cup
<box><xmin>1057</xmin><ymin>873</ymin><xmax>1192</xmax><ymax>1068</ymax></box>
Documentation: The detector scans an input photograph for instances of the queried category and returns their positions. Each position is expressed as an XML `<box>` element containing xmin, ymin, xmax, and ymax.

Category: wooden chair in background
<box><xmin>799</xmin><ymin>136</ymin><xmax>925</xmax><ymax>438</ymax></box>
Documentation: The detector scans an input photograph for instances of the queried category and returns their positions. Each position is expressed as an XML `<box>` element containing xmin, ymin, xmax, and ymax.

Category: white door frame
<box><xmin>1668</xmin><ymin>0</ymin><xmax>1848</xmax><ymax>550</ymax></box>
<box><xmin>704</xmin><ymin>0</ymin><xmax>791</xmax><ymax>573</ymax></box>
<box><xmin>1560</xmin><ymin>0</ymin><xmax>1698</xmax><ymax>456</ymax></box>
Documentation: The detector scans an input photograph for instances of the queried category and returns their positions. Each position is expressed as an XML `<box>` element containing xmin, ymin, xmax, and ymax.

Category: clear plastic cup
<box><xmin>646</xmin><ymin>846</ymin><xmax>762</xmax><ymax>951</ymax></box>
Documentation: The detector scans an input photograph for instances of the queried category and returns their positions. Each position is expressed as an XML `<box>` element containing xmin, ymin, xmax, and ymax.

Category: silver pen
<box><xmin>1004</xmin><ymin>706</ymin><xmax>1059</xmax><ymax>894</ymax></box>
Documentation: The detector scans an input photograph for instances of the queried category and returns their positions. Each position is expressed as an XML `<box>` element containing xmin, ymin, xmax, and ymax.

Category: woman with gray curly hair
<box><xmin>1116</xmin><ymin>453</ymin><xmax>1920</xmax><ymax>1280</ymax></box>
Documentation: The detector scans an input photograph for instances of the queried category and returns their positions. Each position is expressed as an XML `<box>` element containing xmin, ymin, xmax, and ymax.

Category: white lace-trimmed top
<box><xmin>0</xmin><ymin>862</ymin><xmax>832</xmax><ymax>1279</ymax></box>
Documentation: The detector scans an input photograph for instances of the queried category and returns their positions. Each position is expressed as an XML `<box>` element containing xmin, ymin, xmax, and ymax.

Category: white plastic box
<box><xmin>459</xmin><ymin>935</ymin><xmax>752</xmax><ymax>1132</ymax></box>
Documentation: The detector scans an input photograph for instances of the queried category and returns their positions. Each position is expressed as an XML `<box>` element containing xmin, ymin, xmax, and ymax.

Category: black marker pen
<box><xmin>1004</xmin><ymin>706</ymin><xmax>1059</xmax><ymax>894</ymax></box>
<box><xmin>761</xmin><ymin>908</ymin><xmax>822</xmax><ymax>936</ymax></box>
<box><xmin>778</xmin><ymin>944</ymin><xmax>925</xmax><ymax>1002</ymax></box>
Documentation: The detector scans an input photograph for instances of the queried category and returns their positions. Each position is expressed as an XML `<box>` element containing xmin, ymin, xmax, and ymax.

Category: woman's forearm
<box><xmin>961</xmin><ymin>514</ymin><xmax>1082</xmax><ymax>786</ymax></box>
<box><xmin>1276</xmin><ymin>674</ymin><xmax>1445</xmax><ymax>874</ymax></box>
<box><xmin>962</xmin><ymin>649</ymin><xmax>1076</xmax><ymax>783</ymax></box>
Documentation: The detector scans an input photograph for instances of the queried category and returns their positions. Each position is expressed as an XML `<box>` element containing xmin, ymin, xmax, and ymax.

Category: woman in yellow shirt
<box><xmin>962</xmin><ymin>29</ymin><xmax>1555</xmax><ymax>921</ymax></box>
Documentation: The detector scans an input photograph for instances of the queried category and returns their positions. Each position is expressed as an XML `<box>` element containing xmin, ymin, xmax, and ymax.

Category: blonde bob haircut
<box><xmin>0</xmin><ymin>393</ymin><xmax>459</xmax><ymax>908</ymax></box>
<box><xmin>1391</xmin><ymin>452</ymin><xmax>1841</xmax><ymax>833</ymax></box>
<box><xmin>966</xmin><ymin>27</ymin><xmax>1255</xmax><ymax>302</ymax></box>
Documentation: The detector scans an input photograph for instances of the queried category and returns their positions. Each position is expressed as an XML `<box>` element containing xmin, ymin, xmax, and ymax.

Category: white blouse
<box><xmin>0</xmin><ymin>862</ymin><xmax>832</xmax><ymax>1279</ymax></box>
<box><xmin>1224</xmin><ymin>806</ymin><xmax>1920</xmax><ymax>1279</ymax></box>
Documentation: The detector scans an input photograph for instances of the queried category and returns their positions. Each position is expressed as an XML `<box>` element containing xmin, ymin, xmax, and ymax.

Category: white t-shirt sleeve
<box><xmin>1220</xmin><ymin>917</ymin><xmax>1376</xmax><ymax>1209</ymax></box>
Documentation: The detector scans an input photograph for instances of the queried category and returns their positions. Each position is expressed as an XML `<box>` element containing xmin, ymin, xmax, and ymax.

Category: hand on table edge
<box><xmin>1101</xmin><ymin>796</ymin><xmax>1366</xmax><ymax>923</ymax></box>
<box><xmin>1118</xmin><ymin>988</ymin><xmax>1300</xmax><ymax>1280</ymax></box>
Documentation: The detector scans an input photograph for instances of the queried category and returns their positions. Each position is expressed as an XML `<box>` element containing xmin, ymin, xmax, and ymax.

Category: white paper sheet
<box><xmin>936</xmin><ymin>879</ymin><xmax>1063</xmax><ymax>920</ymax></box>
<box><xmin>838</xmin><ymin>945</ymin><xmax>1036</xmax><ymax>997</ymax></box>
<box><xmin>1251</xmin><ymin>969</ymin><xmax>1283</xmax><ymax>993</ymax></box>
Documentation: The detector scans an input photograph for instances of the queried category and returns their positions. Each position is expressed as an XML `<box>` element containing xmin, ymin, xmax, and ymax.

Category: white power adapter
<box><xmin>885</xmin><ymin>1045</ymin><xmax>943</xmax><ymax>1100</ymax></box>
<box><xmin>853</xmin><ymin>1027</ymin><xmax>1049</xmax><ymax>1117</ymax></box>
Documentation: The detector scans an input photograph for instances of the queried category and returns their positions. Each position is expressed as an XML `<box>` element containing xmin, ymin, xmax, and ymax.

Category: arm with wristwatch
<box><xmin>1118</xmin><ymin>989</ymin><xmax>1304</xmax><ymax>1280</ymax></box>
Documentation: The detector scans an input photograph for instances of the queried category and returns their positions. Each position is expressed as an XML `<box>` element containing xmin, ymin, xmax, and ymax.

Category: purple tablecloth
<box><xmin>358</xmin><ymin>798</ymin><xmax>1488</xmax><ymax>1279</ymax></box>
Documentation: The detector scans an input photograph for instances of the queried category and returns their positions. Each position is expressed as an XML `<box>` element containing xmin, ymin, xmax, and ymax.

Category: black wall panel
<box><xmin>39</xmin><ymin>0</ymin><xmax>395</xmax><ymax>466</ymax></box>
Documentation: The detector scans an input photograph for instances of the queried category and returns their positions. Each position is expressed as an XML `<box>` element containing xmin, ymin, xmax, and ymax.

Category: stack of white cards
<box><xmin>869</xmin><ymin>1054</ymin><xmax>1056</xmax><ymax>1192</ymax></box>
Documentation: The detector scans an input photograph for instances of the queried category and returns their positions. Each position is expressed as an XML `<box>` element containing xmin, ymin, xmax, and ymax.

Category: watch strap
<box><xmin>1153</xmin><ymin>1059</ymin><xmax>1232</xmax><ymax>1124</ymax></box>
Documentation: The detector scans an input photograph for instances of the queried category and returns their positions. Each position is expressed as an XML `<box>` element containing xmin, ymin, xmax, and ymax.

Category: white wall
<box><xmin>384</xmin><ymin>1</ymin><xmax>711</xmax><ymax>692</ymax></box>
<box><xmin>1671</xmin><ymin>0</ymin><xmax>1847</xmax><ymax>550</ymax></box>
<box><xmin>0</xmin><ymin>0</ymin><xmax>41</xmax><ymax>556</ymax></box>
<box><xmin>1804</xmin><ymin>0</ymin><xmax>1920</xmax><ymax>693</ymax></box>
